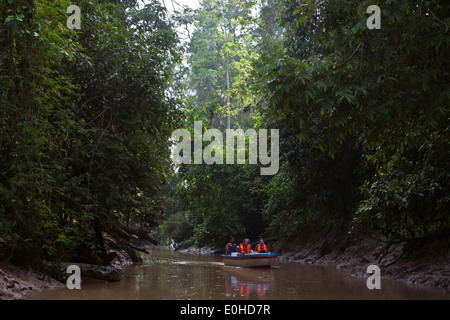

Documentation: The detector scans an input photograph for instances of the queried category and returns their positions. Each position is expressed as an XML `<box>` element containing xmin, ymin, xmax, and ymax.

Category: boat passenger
<box><xmin>225</xmin><ymin>237</ymin><xmax>238</xmax><ymax>255</ymax></box>
<box><xmin>255</xmin><ymin>238</ymin><xmax>269</xmax><ymax>253</ymax></box>
<box><xmin>239</xmin><ymin>238</ymin><xmax>252</xmax><ymax>254</ymax></box>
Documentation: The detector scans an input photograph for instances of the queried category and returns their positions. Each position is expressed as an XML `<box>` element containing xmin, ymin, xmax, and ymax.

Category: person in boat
<box><xmin>239</xmin><ymin>238</ymin><xmax>253</xmax><ymax>254</ymax></box>
<box><xmin>225</xmin><ymin>237</ymin><xmax>238</xmax><ymax>255</ymax></box>
<box><xmin>255</xmin><ymin>238</ymin><xmax>270</xmax><ymax>253</ymax></box>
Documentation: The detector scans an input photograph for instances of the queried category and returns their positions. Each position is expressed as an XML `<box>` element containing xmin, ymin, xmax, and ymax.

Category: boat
<box><xmin>222</xmin><ymin>253</ymin><xmax>278</xmax><ymax>268</ymax></box>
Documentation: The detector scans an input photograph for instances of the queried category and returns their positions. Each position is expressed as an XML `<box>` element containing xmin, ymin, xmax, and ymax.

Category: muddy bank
<box><xmin>177</xmin><ymin>228</ymin><xmax>449</xmax><ymax>293</ymax></box>
<box><xmin>272</xmin><ymin>227</ymin><xmax>449</xmax><ymax>293</ymax></box>
<box><xmin>0</xmin><ymin>264</ymin><xmax>63</xmax><ymax>300</ymax></box>
<box><xmin>0</xmin><ymin>232</ymin><xmax>149</xmax><ymax>300</ymax></box>
<box><xmin>178</xmin><ymin>245</ymin><xmax>222</xmax><ymax>255</ymax></box>
<box><xmin>0</xmin><ymin>260</ymin><xmax>129</xmax><ymax>300</ymax></box>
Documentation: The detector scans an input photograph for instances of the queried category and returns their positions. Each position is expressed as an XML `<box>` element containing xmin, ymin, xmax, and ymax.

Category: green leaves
<box><xmin>4</xmin><ymin>13</ymin><xmax>24</xmax><ymax>24</ymax></box>
<box><xmin>0</xmin><ymin>0</ymin><xmax>181</xmax><ymax>263</ymax></box>
<box><xmin>176</xmin><ymin>159</ymin><xmax>267</xmax><ymax>247</ymax></box>
<box><xmin>248</xmin><ymin>0</ymin><xmax>449</xmax><ymax>239</ymax></box>
<box><xmin>183</xmin><ymin>0</ymin><xmax>258</xmax><ymax>130</ymax></box>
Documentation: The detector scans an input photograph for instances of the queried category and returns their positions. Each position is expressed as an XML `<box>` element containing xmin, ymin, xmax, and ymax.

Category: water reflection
<box><xmin>27</xmin><ymin>248</ymin><xmax>449</xmax><ymax>300</ymax></box>
<box><xmin>223</xmin><ymin>267</ymin><xmax>276</xmax><ymax>299</ymax></box>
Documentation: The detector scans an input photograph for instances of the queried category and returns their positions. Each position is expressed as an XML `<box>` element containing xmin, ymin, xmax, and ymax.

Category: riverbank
<box><xmin>0</xmin><ymin>264</ymin><xmax>63</xmax><ymax>300</ymax></box>
<box><xmin>0</xmin><ymin>232</ymin><xmax>147</xmax><ymax>300</ymax></box>
<box><xmin>275</xmin><ymin>227</ymin><xmax>449</xmax><ymax>293</ymax></box>
<box><xmin>178</xmin><ymin>246</ymin><xmax>222</xmax><ymax>255</ymax></box>
<box><xmin>3</xmin><ymin>228</ymin><xmax>447</xmax><ymax>299</ymax></box>
<box><xmin>177</xmin><ymin>228</ymin><xmax>449</xmax><ymax>294</ymax></box>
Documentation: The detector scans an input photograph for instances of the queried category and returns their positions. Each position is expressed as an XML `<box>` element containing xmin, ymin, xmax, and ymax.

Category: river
<box><xmin>27</xmin><ymin>247</ymin><xmax>448</xmax><ymax>300</ymax></box>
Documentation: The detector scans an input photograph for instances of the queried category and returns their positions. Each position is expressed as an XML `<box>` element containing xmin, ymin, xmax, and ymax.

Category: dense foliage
<box><xmin>253</xmin><ymin>0</ymin><xmax>449</xmax><ymax>242</ymax></box>
<box><xmin>0</xmin><ymin>0</ymin><xmax>181</xmax><ymax>264</ymax></box>
<box><xmin>162</xmin><ymin>0</ymin><xmax>448</xmax><ymax>248</ymax></box>
<box><xmin>1</xmin><ymin>0</ymin><xmax>448</xmax><ymax>262</ymax></box>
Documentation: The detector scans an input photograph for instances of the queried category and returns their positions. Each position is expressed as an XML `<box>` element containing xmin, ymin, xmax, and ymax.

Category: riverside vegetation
<box><xmin>0</xmin><ymin>0</ymin><xmax>448</xmax><ymax>297</ymax></box>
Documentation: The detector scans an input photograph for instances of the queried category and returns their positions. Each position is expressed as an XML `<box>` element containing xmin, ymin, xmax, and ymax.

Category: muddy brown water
<box><xmin>27</xmin><ymin>247</ymin><xmax>448</xmax><ymax>300</ymax></box>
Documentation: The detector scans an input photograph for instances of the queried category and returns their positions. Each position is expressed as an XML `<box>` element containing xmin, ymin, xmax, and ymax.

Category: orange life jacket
<box><xmin>239</xmin><ymin>243</ymin><xmax>251</xmax><ymax>254</ymax></box>
<box><xmin>255</xmin><ymin>243</ymin><xmax>268</xmax><ymax>253</ymax></box>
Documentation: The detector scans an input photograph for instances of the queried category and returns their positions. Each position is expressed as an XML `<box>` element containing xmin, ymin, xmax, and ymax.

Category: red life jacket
<box><xmin>256</xmin><ymin>243</ymin><xmax>268</xmax><ymax>253</ymax></box>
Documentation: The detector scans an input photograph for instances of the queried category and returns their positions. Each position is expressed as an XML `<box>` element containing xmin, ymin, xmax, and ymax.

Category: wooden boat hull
<box><xmin>222</xmin><ymin>253</ymin><xmax>278</xmax><ymax>268</ymax></box>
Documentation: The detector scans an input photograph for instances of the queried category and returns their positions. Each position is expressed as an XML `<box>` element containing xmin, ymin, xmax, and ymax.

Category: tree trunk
<box><xmin>226</xmin><ymin>30</ymin><xmax>231</xmax><ymax>130</ymax></box>
<box><xmin>120</xmin><ymin>225</ymin><xmax>158</xmax><ymax>246</ymax></box>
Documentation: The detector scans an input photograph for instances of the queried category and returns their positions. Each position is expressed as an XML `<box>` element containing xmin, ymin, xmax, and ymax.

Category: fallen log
<box><xmin>99</xmin><ymin>221</ymin><xmax>156</xmax><ymax>260</ymax></box>
<box><xmin>60</xmin><ymin>262</ymin><xmax>121</xmax><ymax>282</ymax></box>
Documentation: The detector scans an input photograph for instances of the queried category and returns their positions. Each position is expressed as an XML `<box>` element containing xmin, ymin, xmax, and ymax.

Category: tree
<box><xmin>159</xmin><ymin>0</ymin><xmax>271</xmax><ymax>247</ymax></box>
<box><xmin>252</xmin><ymin>0</ymin><xmax>449</xmax><ymax>239</ymax></box>
<box><xmin>185</xmin><ymin>0</ymin><xmax>256</xmax><ymax>130</ymax></box>
<box><xmin>0</xmin><ymin>0</ymin><xmax>181</xmax><ymax>265</ymax></box>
